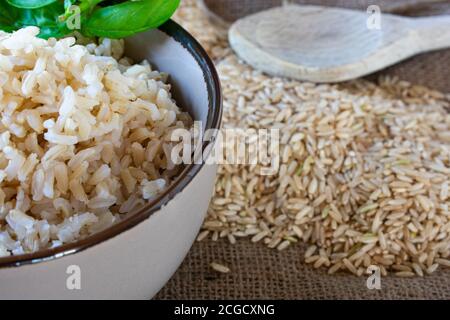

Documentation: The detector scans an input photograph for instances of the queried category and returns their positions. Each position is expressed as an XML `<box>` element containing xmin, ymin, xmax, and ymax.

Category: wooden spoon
<box><xmin>229</xmin><ymin>4</ymin><xmax>450</xmax><ymax>82</ymax></box>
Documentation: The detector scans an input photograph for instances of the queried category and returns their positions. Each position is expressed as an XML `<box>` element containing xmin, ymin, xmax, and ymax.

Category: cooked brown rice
<box><xmin>0</xmin><ymin>27</ymin><xmax>192</xmax><ymax>256</ymax></box>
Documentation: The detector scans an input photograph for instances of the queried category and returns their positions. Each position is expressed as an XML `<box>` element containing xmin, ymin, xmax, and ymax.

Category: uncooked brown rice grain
<box><xmin>176</xmin><ymin>0</ymin><xmax>450</xmax><ymax>278</ymax></box>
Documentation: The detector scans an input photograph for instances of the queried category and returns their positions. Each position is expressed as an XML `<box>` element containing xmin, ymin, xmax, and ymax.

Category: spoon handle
<box><xmin>413</xmin><ymin>15</ymin><xmax>450</xmax><ymax>51</ymax></box>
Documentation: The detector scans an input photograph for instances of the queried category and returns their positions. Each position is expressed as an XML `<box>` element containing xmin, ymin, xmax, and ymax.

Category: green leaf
<box><xmin>0</xmin><ymin>23</ymin><xmax>17</xmax><ymax>33</ymax></box>
<box><xmin>0</xmin><ymin>1</ymin><xmax>20</xmax><ymax>32</ymax></box>
<box><xmin>6</xmin><ymin>0</ymin><xmax>58</xmax><ymax>9</ymax></box>
<box><xmin>64</xmin><ymin>0</ymin><xmax>75</xmax><ymax>10</ymax></box>
<box><xmin>83</xmin><ymin>0</ymin><xmax>180</xmax><ymax>38</ymax></box>
<box><xmin>16</xmin><ymin>1</ymin><xmax>69</xmax><ymax>38</ymax></box>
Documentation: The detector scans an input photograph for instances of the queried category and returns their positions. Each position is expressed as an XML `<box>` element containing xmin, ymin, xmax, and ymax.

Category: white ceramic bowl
<box><xmin>0</xmin><ymin>20</ymin><xmax>222</xmax><ymax>300</ymax></box>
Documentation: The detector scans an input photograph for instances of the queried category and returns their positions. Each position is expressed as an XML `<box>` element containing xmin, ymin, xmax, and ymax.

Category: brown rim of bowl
<box><xmin>0</xmin><ymin>19</ymin><xmax>223</xmax><ymax>269</ymax></box>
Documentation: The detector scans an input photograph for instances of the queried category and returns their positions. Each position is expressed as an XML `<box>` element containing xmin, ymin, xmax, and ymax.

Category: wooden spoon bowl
<box><xmin>229</xmin><ymin>4</ymin><xmax>450</xmax><ymax>82</ymax></box>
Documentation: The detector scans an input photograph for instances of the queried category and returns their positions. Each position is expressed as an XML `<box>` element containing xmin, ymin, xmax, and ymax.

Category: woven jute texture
<box><xmin>200</xmin><ymin>0</ymin><xmax>450</xmax><ymax>21</ymax></box>
<box><xmin>156</xmin><ymin>240</ymin><xmax>450</xmax><ymax>299</ymax></box>
<box><xmin>155</xmin><ymin>0</ymin><xmax>450</xmax><ymax>300</ymax></box>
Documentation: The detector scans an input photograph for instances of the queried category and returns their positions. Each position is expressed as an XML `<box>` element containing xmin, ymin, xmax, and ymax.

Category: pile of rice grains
<box><xmin>175</xmin><ymin>1</ymin><xmax>450</xmax><ymax>277</ymax></box>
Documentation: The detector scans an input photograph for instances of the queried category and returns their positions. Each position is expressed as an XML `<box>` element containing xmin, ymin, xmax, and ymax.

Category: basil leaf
<box><xmin>0</xmin><ymin>0</ymin><xmax>20</xmax><ymax>32</ymax></box>
<box><xmin>79</xmin><ymin>0</ymin><xmax>105</xmax><ymax>13</ymax></box>
<box><xmin>83</xmin><ymin>0</ymin><xmax>179</xmax><ymax>38</ymax></box>
<box><xmin>16</xmin><ymin>1</ymin><xmax>69</xmax><ymax>38</ymax></box>
<box><xmin>64</xmin><ymin>0</ymin><xmax>75</xmax><ymax>10</ymax></box>
<box><xmin>6</xmin><ymin>0</ymin><xmax>58</xmax><ymax>9</ymax></box>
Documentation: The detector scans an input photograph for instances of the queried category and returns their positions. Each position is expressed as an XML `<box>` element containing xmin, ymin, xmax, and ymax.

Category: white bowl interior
<box><xmin>125</xmin><ymin>30</ymin><xmax>210</xmax><ymax>129</ymax></box>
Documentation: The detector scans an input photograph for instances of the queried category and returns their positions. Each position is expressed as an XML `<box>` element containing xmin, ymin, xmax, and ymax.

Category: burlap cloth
<box><xmin>155</xmin><ymin>0</ymin><xmax>450</xmax><ymax>300</ymax></box>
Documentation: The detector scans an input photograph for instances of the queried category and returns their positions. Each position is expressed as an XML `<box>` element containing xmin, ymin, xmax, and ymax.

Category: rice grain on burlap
<box><xmin>156</xmin><ymin>240</ymin><xmax>450</xmax><ymax>299</ymax></box>
<box><xmin>155</xmin><ymin>0</ymin><xmax>450</xmax><ymax>300</ymax></box>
